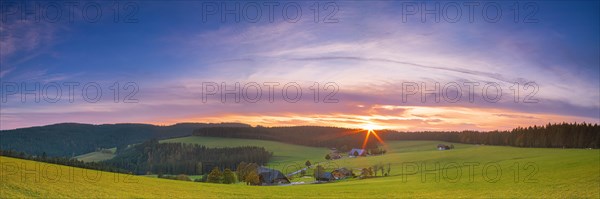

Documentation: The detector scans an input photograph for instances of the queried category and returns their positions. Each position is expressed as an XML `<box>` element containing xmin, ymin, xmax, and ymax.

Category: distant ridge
<box><xmin>0</xmin><ymin>122</ymin><xmax>251</xmax><ymax>157</ymax></box>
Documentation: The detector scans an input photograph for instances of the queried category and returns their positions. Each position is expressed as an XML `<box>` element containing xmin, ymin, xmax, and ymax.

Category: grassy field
<box><xmin>72</xmin><ymin>136</ymin><xmax>330</xmax><ymax>173</ymax></box>
<box><xmin>161</xmin><ymin>136</ymin><xmax>330</xmax><ymax>172</ymax></box>
<box><xmin>1</xmin><ymin>140</ymin><xmax>598</xmax><ymax>198</ymax></box>
<box><xmin>74</xmin><ymin>148</ymin><xmax>116</xmax><ymax>163</ymax></box>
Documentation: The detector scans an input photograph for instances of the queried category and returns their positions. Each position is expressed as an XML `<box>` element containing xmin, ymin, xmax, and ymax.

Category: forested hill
<box><xmin>193</xmin><ymin>126</ymin><xmax>383</xmax><ymax>151</ymax></box>
<box><xmin>381</xmin><ymin>123</ymin><xmax>600</xmax><ymax>148</ymax></box>
<box><xmin>2</xmin><ymin>122</ymin><xmax>598</xmax><ymax>158</ymax></box>
<box><xmin>106</xmin><ymin>139</ymin><xmax>272</xmax><ymax>175</ymax></box>
<box><xmin>194</xmin><ymin>123</ymin><xmax>600</xmax><ymax>149</ymax></box>
<box><xmin>0</xmin><ymin>122</ymin><xmax>250</xmax><ymax>157</ymax></box>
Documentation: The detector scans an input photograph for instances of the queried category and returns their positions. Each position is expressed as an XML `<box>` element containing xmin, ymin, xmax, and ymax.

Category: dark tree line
<box><xmin>0</xmin><ymin>122</ymin><xmax>250</xmax><ymax>157</ymax></box>
<box><xmin>2</xmin><ymin>121</ymin><xmax>597</xmax><ymax>165</ymax></box>
<box><xmin>105</xmin><ymin>139</ymin><xmax>272</xmax><ymax>175</ymax></box>
<box><xmin>193</xmin><ymin>126</ymin><xmax>382</xmax><ymax>151</ymax></box>
<box><xmin>193</xmin><ymin>123</ymin><xmax>600</xmax><ymax>149</ymax></box>
<box><xmin>381</xmin><ymin>122</ymin><xmax>600</xmax><ymax>148</ymax></box>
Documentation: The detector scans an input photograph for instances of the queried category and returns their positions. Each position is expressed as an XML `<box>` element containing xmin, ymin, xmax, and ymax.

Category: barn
<box><xmin>257</xmin><ymin>167</ymin><xmax>290</xmax><ymax>185</ymax></box>
<box><xmin>332</xmin><ymin>168</ymin><xmax>354</xmax><ymax>179</ymax></box>
<box><xmin>348</xmin><ymin>148</ymin><xmax>366</xmax><ymax>157</ymax></box>
<box><xmin>315</xmin><ymin>171</ymin><xmax>335</xmax><ymax>182</ymax></box>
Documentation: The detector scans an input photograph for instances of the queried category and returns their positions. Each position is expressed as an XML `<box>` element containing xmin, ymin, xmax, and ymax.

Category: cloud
<box><xmin>169</xmin><ymin>1</ymin><xmax>599</xmax><ymax>112</ymax></box>
<box><xmin>494</xmin><ymin>114</ymin><xmax>537</xmax><ymax>119</ymax></box>
<box><xmin>0</xmin><ymin>16</ymin><xmax>60</xmax><ymax>79</ymax></box>
<box><xmin>288</xmin><ymin>56</ymin><xmax>526</xmax><ymax>84</ymax></box>
<box><xmin>1</xmin><ymin>1</ymin><xmax>598</xmax><ymax>130</ymax></box>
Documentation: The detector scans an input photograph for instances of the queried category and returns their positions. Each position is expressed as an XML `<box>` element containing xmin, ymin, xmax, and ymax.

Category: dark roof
<box><xmin>315</xmin><ymin>171</ymin><xmax>335</xmax><ymax>181</ymax></box>
<box><xmin>333</xmin><ymin>168</ymin><xmax>353</xmax><ymax>175</ymax></box>
<box><xmin>257</xmin><ymin>167</ymin><xmax>290</xmax><ymax>184</ymax></box>
<box><xmin>258</xmin><ymin>167</ymin><xmax>275</xmax><ymax>173</ymax></box>
<box><xmin>348</xmin><ymin>148</ymin><xmax>365</xmax><ymax>155</ymax></box>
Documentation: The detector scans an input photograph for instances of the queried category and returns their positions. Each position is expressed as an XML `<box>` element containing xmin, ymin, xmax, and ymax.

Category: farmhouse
<box><xmin>257</xmin><ymin>167</ymin><xmax>290</xmax><ymax>185</ymax></box>
<box><xmin>329</xmin><ymin>152</ymin><xmax>342</xmax><ymax>159</ymax></box>
<box><xmin>315</xmin><ymin>171</ymin><xmax>335</xmax><ymax>182</ymax></box>
<box><xmin>332</xmin><ymin>168</ymin><xmax>354</xmax><ymax>179</ymax></box>
<box><xmin>437</xmin><ymin>144</ymin><xmax>453</xmax><ymax>150</ymax></box>
<box><xmin>348</xmin><ymin>148</ymin><xmax>366</xmax><ymax>157</ymax></box>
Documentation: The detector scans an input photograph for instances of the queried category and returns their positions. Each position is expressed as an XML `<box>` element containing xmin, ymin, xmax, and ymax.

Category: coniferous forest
<box><xmin>194</xmin><ymin>123</ymin><xmax>600</xmax><ymax>149</ymax></box>
<box><xmin>105</xmin><ymin>139</ymin><xmax>272</xmax><ymax>175</ymax></box>
<box><xmin>1</xmin><ymin>122</ymin><xmax>598</xmax><ymax>165</ymax></box>
<box><xmin>193</xmin><ymin>126</ymin><xmax>383</xmax><ymax>151</ymax></box>
<box><xmin>0</xmin><ymin>122</ymin><xmax>597</xmax><ymax>177</ymax></box>
<box><xmin>381</xmin><ymin>123</ymin><xmax>600</xmax><ymax>148</ymax></box>
<box><xmin>0</xmin><ymin>140</ymin><xmax>272</xmax><ymax>176</ymax></box>
<box><xmin>0</xmin><ymin>122</ymin><xmax>250</xmax><ymax>157</ymax></box>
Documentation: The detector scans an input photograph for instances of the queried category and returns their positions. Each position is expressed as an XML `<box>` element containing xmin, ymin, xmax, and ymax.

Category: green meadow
<box><xmin>161</xmin><ymin>136</ymin><xmax>330</xmax><ymax>172</ymax></box>
<box><xmin>74</xmin><ymin>148</ymin><xmax>116</xmax><ymax>163</ymax></box>
<box><xmin>1</xmin><ymin>140</ymin><xmax>598</xmax><ymax>198</ymax></box>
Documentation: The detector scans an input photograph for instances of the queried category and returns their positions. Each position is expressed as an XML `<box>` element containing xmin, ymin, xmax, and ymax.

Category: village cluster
<box><xmin>253</xmin><ymin>144</ymin><xmax>457</xmax><ymax>185</ymax></box>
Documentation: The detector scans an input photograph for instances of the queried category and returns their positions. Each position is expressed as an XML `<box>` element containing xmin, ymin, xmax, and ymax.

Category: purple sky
<box><xmin>1</xmin><ymin>1</ymin><xmax>598</xmax><ymax>130</ymax></box>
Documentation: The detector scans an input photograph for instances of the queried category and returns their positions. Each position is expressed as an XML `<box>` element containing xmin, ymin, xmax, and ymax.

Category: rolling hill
<box><xmin>74</xmin><ymin>148</ymin><xmax>116</xmax><ymax>163</ymax></box>
<box><xmin>0</xmin><ymin>123</ymin><xmax>250</xmax><ymax>157</ymax></box>
<box><xmin>2</xmin><ymin>140</ymin><xmax>598</xmax><ymax>198</ymax></box>
<box><xmin>161</xmin><ymin>136</ymin><xmax>330</xmax><ymax>172</ymax></box>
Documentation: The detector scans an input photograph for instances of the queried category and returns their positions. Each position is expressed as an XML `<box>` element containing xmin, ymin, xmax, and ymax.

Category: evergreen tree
<box><xmin>236</xmin><ymin>162</ymin><xmax>248</xmax><ymax>182</ymax></box>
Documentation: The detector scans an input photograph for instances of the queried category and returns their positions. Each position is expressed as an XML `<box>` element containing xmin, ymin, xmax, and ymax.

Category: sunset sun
<box><xmin>362</xmin><ymin>124</ymin><xmax>380</xmax><ymax>132</ymax></box>
<box><xmin>360</xmin><ymin>123</ymin><xmax>386</xmax><ymax>150</ymax></box>
<box><xmin>0</xmin><ymin>0</ymin><xmax>597</xmax><ymax>198</ymax></box>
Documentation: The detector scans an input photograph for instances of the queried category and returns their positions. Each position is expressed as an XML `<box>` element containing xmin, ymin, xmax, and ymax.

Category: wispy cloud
<box><xmin>1</xmin><ymin>1</ymin><xmax>598</xmax><ymax>130</ymax></box>
<box><xmin>0</xmin><ymin>16</ymin><xmax>61</xmax><ymax>79</ymax></box>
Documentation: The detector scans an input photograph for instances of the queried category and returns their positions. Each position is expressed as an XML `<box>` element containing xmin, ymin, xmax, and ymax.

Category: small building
<box><xmin>329</xmin><ymin>152</ymin><xmax>342</xmax><ymax>160</ymax></box>
<box><xmin>257</xmin><ymin>167</ymin><xmax>290</xmax><ymax>185</ymax></box>
<box><xmin>348</xmin><ymin>148</ymin><xmax>366</xmax><ymax>157</ymax></box>
<box><xmin>332</xmin><ymin>168</ymin><xmax>354</xmax><ymax>179</ymax></box>
<box><xmin>437</xmin><ymin>144</ymin><xmax>450</xmax><ymax>150</ymax></box>
<box><xmin>315</xmin><ymin>171</ymin><xmax>335</xmax><ymax>182</ymax></box>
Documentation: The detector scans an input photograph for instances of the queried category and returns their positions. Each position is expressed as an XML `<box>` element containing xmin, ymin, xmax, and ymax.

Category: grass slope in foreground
<box><xmin>1</xmin><ymin>140</ymin><xmax>598</xmax><ymax>198</ymax></box>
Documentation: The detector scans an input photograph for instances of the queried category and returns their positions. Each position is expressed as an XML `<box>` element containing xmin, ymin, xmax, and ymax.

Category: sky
<box><xmin>0</xmin><ymin>1</ymin><xmax>599</xmax><ymax>131</ymax></box>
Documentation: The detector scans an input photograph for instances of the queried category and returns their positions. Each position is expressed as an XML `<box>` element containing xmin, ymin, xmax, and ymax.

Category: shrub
<box><xmin>223</xmin><ymin>168</ymin><xmax>236</xmax><ymax>184</ymax></box>
<box><xmin>245</xmin><ymin>170</ymin><xmax>260</xmax><ymax>185</ymax></box>
<box><xmin>207</xmin><ymin>167</ymin><xmax>223</xmax><ymax>183</ymax></box>
<box><xmin>176</xmin><ymin>174</ymin><xmax>192</xmax><ymax>181</ymax></box>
